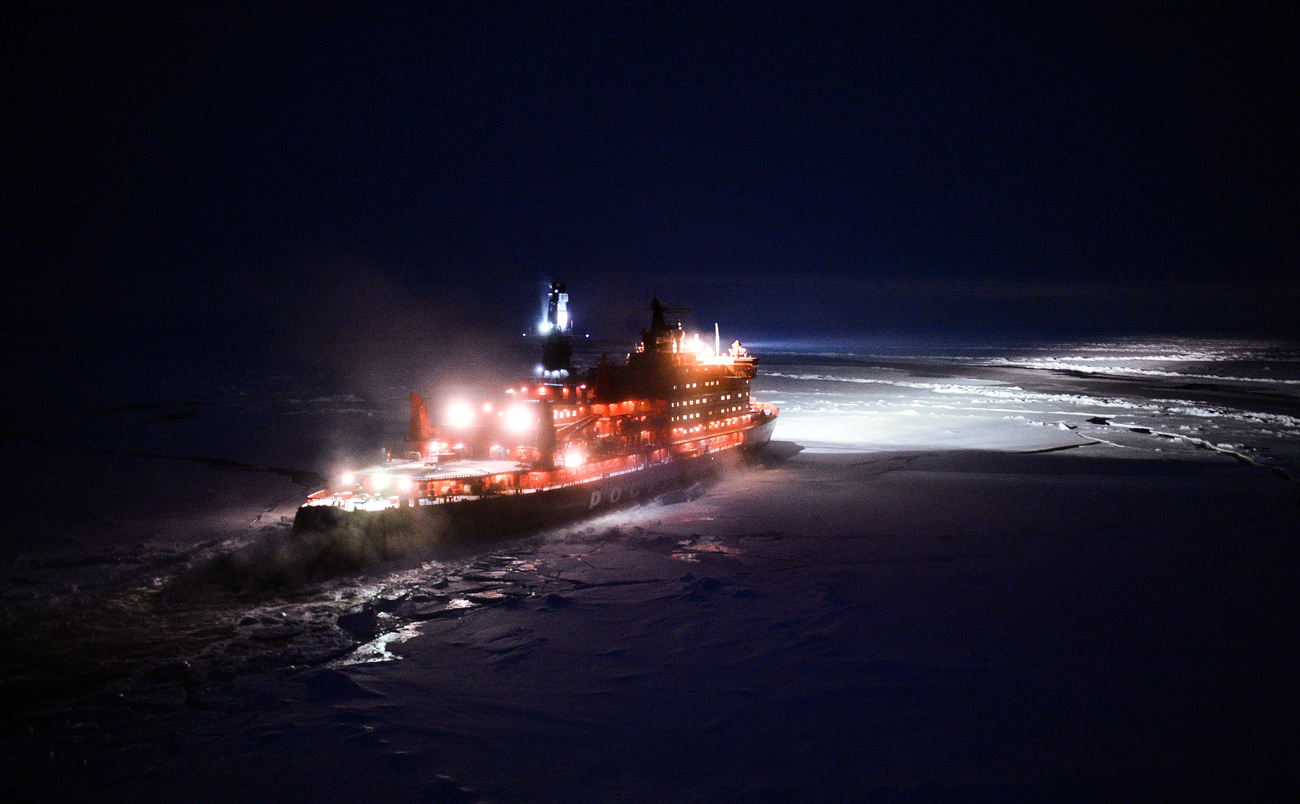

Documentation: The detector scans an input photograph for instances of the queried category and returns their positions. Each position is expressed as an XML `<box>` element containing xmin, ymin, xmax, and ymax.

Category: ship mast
<box><xmin>540</xmin><ymin>281</ymin><xmax>572</xmax><ymax>377</ymax></box>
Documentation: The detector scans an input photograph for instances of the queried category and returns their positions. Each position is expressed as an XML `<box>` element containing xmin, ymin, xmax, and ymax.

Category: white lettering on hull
<box><xmin>590</xmin><ymin>483</ymin><xmax>640</xmax><ymax>510</ymax></box>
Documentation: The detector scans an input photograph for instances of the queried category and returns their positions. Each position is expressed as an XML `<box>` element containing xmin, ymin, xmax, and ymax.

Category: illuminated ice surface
<box><xmin>2</xmin><ymin>338</ymin><xmax>1298</xmax><ymax>802</ymax></box>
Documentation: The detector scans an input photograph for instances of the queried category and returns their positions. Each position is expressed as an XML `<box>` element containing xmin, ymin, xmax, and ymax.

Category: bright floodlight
<box><xmin>446</xmin><ymin>400</ymin><xmax>475</xmax><ymax>428</ymax></box>
<box><xmin>340</xmin><ymin>471</ymin><xmax>354</xmax><ymax>486</ymax></box>
<box><xmin>396</xmin><ymin>475</ymin><xmax>412</xmax><ymax>493</ymax></box>
<box><xmin>562</xmin><ymin>447</ymin><xmax>585</xmax><ymax>468</ymax></box>
<box><xmin>505</xmin><ymin>405</ymin><xmax>534</xmax><ymax>433</ymax></box>
<box><xmin>372</xmin><ymin>472</ymin><xmax>390</xmax><ymax>490</ymax></box>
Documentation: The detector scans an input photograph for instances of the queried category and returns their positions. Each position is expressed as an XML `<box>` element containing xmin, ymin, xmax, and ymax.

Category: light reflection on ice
<box><xmin>333</xmin><ymin>622</ymin><xmax>426</xmax><ymax>666</ymax></box>
<box><xmin>753</xmin><ymin>338</ymin><xmax>1300</xmax><ymax>474</ymax></box>
<box><xmin>969</xmin><ymin>338</ymin><xmax>1300</xmax><ymax>387</ymax></box>
<box><xmin>983</xmin><ymin>358</ymin><xmax>1300</xmax><ymax>385</ymax></box>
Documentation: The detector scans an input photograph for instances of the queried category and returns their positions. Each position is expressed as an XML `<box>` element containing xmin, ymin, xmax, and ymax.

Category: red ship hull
<box><xmin>294</xmin><ymin>426</ymin><xmax>771</xmax><ymax>545</ymax></box>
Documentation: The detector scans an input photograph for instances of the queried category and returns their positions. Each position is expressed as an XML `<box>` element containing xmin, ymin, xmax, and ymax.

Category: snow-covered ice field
<box><xmin>2</xmin><ymin>338</ymin><xmax>1298</xmax><ymax>802</ymax></box>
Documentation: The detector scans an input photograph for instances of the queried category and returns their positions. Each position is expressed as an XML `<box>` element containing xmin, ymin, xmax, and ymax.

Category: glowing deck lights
<box><xmin>505</xmin><ymin>405</ymin><xmax>534</xmax><ymax>432</ymax></box>
<box><xmin>446</xmin><ymin>400</ymin><xmax>475</xmax><ymax>428</ymax></box>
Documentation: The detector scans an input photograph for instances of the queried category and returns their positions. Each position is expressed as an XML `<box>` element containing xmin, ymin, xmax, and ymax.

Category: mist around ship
<box><xmin>2</xmin><ymin>334</ymin><xmax>1298</xmax><ymax>802</ymax></box>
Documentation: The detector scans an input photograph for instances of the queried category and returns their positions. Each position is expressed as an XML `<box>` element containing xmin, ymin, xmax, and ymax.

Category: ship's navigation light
<box><xmin>446</xmin><ymin>400</ymin><xmax>475</xmax><ymax>428</ymax></box>
<box><xmin>563</xmin><ymin>447</ymin><xmax>585</xmax><ymax>468</ymax></box>
<box><xmin>505</xmin><ymin>405</ymin><xmax>534</xmax><ymax>432</ymax></box>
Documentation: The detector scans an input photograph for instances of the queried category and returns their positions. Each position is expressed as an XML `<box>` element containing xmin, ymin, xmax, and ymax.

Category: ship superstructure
<box><xmin>295</xmin><ymin>283</ymin><xmax>777</xmax><ymax>536</ymax></box>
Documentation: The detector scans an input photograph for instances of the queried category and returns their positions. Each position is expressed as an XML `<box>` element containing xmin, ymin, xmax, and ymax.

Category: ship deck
<box><xmin>365</xmin><ymin>459</ymin><xmax>522</xmax><ymax>482</ymax></box>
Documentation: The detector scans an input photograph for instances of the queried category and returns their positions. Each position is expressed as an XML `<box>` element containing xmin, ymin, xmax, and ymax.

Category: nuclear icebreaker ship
<box><xmin>294</xmin><ymin>283</ymin><xmax>778</xmax><ymax>539</ymax></box>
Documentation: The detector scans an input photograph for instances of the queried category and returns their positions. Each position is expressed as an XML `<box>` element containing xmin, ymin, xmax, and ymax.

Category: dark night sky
<box><xmin>5</xmin><ymin>1</ymin><xmax>1298</xmax><ymax>363</ymax></box>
